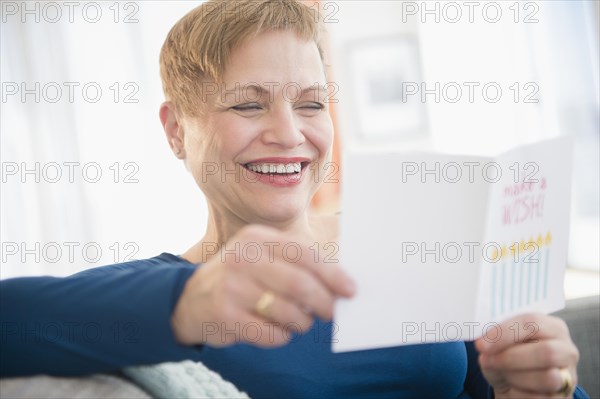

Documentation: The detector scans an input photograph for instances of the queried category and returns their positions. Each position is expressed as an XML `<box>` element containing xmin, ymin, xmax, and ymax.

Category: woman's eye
<box><xmin>298</xmin><ymin>102</ymin><xmax>325</xmax><ymax>111</ymax></box>
<box><xmin>232</xmin><ymin>103</ymin><xmax>262</xmax><ymax>111</ymax></box>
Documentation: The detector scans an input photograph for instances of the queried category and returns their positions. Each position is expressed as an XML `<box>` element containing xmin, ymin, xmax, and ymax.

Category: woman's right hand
<box><xmin>170</xmin><ymin>224</ymin><xmax>356</xmax><ymax>347</ymax></box>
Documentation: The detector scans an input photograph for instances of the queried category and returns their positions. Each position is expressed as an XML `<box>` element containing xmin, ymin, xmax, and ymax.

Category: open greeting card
<box><xmin>334</xmin><ymin>136</ymin><xmax>573</xmax><ymax>352</ymax></box>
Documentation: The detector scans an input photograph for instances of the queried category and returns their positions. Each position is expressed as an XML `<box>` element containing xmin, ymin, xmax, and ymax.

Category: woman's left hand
<box><xmin>475</xmin><ymin>313</ymin><xmax>580</xmax><ymax>399</ymax></box>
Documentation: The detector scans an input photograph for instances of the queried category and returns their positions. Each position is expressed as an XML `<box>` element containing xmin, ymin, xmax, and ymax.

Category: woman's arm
<box><xmin>464</xmin><ymin>341</ymin><xmax>494</xmax><ymax>399</ymax></box>
<box><xmin>1</xmin><ymin>224</ymin><xmax>356</xmax><ymax>377</ymax></box>
<box><xmin>0</xmin><ymin>254</ymin><xmax>200</xmax><ymax>377</ymax></box>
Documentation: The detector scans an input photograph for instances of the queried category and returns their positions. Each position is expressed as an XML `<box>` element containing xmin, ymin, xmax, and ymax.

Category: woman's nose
<box><xmin>260</xmin><ymin>105</ymin><xmax>306</xmax><ymax>148</ymax></box>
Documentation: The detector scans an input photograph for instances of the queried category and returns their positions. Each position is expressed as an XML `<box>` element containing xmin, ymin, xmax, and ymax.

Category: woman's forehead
<box><xmin>222</xmin><ymin>30</ymin><xmax>325</xmax><ymax>83</ymax></box>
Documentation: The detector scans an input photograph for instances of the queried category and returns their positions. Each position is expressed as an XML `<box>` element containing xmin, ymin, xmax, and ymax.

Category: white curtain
<box><xmin>1</xmin><ymin>1</ymin><xmax>207</xmax><ymax>278</ymax></box>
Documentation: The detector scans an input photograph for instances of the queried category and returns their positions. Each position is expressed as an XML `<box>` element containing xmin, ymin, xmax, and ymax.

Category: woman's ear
<box><xmin>159</xmin><ymin>101</ymin><xmax>186</xmax><ymax>159</ymax></box>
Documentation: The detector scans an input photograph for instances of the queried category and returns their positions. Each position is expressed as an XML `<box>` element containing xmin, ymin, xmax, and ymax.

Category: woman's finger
<box><xmin>480</xmin><ymin>338</ymin><xmax>579</xmax><ymax>370</ymax></box>
<box><xmin>496</xmin><ymin>367</ymin><xmax>577</xmax><ymax>395</ymax></box>
<box><xmin>241</xmin><ymin>225</ymin><xmax>355</xmax><ymax>298</ymax></box>
<box><xmin>476</xmin><ymin>314</ymin><xmax>570</xmax><ymax>355</ymax></box>
<box><xmin>249</xmin><ymin>259</ymin><xmax>337</xmax><ymax>320</ymax></box>
<box><xmin>497</xmin><ymin>386</ymin><xmax>572</xmax><ymax>399</ymax></box>
<box><xmin>288</xmin><ymin>241</ymin><xmax>356</xmax><ymax>298</ymax></box>
<box><xmin>216</xmin><ymin>310</ymin><xmax>292</xmax><ymax>348</ymax></box>
<box><xmin>248</xmin><ymin>286</ymin><xmax>314</xmax><ymax>332</ymax></box>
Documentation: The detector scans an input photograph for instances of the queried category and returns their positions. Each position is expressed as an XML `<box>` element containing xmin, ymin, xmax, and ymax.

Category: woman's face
<box><xmin>182</xmin><ymin>30</ymin><xmax>333</xmax><ymax>226</ymax></box>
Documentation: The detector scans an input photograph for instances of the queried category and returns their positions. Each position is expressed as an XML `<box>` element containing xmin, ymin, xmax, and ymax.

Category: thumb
<box><xmin>478</xmin><ymin>353</ymin><xmax>510</xmax><ymax>394</ymax></box>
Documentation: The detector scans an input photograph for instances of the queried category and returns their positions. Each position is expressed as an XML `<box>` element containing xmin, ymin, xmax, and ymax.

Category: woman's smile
<box><xmin>241</xmin><ymin>157</ymin><xmax>312</xmax><ymax>187</ymax></box>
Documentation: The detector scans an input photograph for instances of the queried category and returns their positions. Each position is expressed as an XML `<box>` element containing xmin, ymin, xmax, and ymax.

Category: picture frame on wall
<box><xmin>345</xmin><ymin>35</ymin><xmax>428</xmax><ymax>143</ymax></box>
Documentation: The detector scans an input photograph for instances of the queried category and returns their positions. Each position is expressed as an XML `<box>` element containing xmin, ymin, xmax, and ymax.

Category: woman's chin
<box><xmin>246</xmin><ymin>201</ymin><xmax>307</xmax><ymax>225</ymax></box>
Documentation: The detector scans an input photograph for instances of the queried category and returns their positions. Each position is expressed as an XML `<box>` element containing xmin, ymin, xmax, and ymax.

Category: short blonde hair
<box><xmin>159</xmin><ymin>0</ymin><xmax>326</xmax><ymax>117</ymax></box>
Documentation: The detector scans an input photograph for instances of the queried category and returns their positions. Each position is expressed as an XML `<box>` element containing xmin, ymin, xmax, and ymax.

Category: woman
<box><xmin>0</xmin><ymin>1</ymin><xmax>585</xmax><ymax>398</ymax></box>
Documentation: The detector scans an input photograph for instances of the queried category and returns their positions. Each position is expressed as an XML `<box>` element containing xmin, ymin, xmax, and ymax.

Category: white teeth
<box><xmin>246</xmin><ymin>162</ymin><xmax>303</xmax><ymax>174</ymax></box>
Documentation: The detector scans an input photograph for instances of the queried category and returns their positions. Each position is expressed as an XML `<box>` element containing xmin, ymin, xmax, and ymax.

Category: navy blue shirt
<box><xmin>0</xmin><ymin>254</ymin><xmax>588</xmax><ymax>398</ymax></box>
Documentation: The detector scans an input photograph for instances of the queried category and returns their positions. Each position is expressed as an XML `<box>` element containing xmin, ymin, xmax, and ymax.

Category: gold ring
<box><xmin>255</xmin><ymin>290</ymin><xmax>275</xmax><ymax>319</ymax></box>
<box><xmin>557</xmin><ymin>367</ymin><xmax>574</xmax><ymax>397</ymax></box>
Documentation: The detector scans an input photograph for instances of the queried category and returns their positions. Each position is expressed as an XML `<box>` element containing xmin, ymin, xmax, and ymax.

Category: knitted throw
<box><xmin>123</xmin><ymin>361</ymin><xmax>250</xmax><ymax>399</ymax></box>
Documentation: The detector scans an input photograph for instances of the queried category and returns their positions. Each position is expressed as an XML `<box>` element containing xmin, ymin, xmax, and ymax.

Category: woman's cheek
<box><xmin>312</xmin><ymin>121</ymin><xmax>334</xmax><ymax>157</ymax></box>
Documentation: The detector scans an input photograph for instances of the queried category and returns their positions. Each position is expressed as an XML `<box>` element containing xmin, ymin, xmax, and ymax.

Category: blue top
<box><xmin>0</xmin><ymin>253</ymin><xmax>589</xmax><ymax>399</ymax></box>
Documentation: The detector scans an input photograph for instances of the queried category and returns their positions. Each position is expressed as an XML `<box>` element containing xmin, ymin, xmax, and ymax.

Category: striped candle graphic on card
<box><xmin>543</xmin><ymin>232</ymin><xmax>552</xmax><ymax>298</ymax></box>
<box><xmin>490</xmin><ymin>231</ymin><xmax>552</xmax><ymax>318</ymax></box>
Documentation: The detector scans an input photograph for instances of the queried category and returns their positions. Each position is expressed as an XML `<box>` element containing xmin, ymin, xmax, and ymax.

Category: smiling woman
<box><xmin>0</xmin><ymin>1</ymin><xmax>589</xmax><ymax>398</ymax></box>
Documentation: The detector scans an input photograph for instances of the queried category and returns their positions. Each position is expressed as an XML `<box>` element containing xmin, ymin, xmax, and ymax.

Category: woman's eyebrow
<box><xmin>232</xmin><ymin>83</ymin><xmax>327</xmax><ymax>95</ymax></box>
<box><xmin>220</xmin><ymin>83</ymin><xmax>327</xmax><ymax>103</ymax></box>
<box><xmin>219</xmin><ymin>84</ymin><xmax>269</xmax><ymax>103</ymax></box>
<box><xmin>300</xmin><ymin>84</ymin><xmax>327</xmax><ymax>97</ymax></box>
